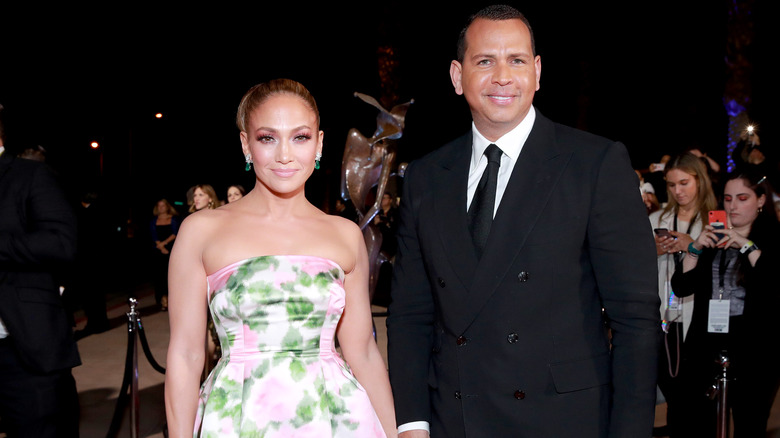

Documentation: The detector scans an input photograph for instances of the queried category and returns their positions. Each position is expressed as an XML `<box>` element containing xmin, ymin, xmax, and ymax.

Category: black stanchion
<box><xmin>104</xmin><ymin>297</ymin><xmax>167</xmax><ymax>438</ymax></box>
<box><xmin>707</xmin><ymin>351</ymin><xmax>731</xmax><ymax>438</ymax></box>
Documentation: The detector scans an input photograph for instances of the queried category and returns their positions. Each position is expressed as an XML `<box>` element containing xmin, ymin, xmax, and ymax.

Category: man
<box><xmin>386</xmin><ymin>6</ymin><xmax>660</xmax><ymax>437</ymax></box>
<box><xmin>0</xmin><ymin>104</ymin><xmax>81</xmax><ymax>437</ymax></box>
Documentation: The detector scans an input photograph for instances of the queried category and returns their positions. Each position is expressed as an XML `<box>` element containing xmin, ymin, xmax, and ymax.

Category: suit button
<box><xmin>438</xmin><ymin>277</ymin><xmax>446</xmax><ymax>287</ymax></box>
<box><xmin>456</xmin><ymin>336</ymin><xmax>467</xmax><ymax>346</ymax></box>
<box><xmin>507</xmin><ymin>333</ymin><xmax>519</xmax><ymax>344</ymax></box>
<box><xmin>514</xmin><ymin>390</ymin><xmax>526</xmax><ymax>400</ymax></box>
<box><xmin>454</xmin><ymin>391</ymin><xmax>462</xmax><ymax>399</ymax></box>
<box><xmin>518</xmin><ymin>271</ymin><xmax>529</xmax><ymax>282</ymax></box>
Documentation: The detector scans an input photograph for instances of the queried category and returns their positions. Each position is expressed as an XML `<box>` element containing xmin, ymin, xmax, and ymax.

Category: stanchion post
<box><xmin>127</xmin><ymin>297</ymin><xmax>140</xmax><ymax>438</ymax></box>
<box><xmin>714</xmin><ymin>352</ymin><xmax>730</xmax><ymax>438</ymax></box>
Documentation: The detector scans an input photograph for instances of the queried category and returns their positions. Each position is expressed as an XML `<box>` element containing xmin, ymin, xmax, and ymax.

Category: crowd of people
<box><xmin>641</xmin><ymin>135</ymin><xmax>780</xmax><ymax>436</ymax></box>
<box><xmin>2</xmin><ymin>4</ymin><xmax>780</xmax><ymax>438</ymax></box>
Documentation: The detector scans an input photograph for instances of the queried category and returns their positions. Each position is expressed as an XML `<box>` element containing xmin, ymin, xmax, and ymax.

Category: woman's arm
<box><xmin>337</xmin><ymin>224</ymin><xmax>397</xmax><ymax>438</ymax></box>
<box><xmin>164</xmin><ymin>216</ymin><xmax>210</xmax><ymax>437</ymax></box>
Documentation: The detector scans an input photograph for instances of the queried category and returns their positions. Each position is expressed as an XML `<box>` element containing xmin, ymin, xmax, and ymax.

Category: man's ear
<box><xmin>450</xmin><ymin>61</ymin><xmax>464</xmax><ymax>95</ymax></box>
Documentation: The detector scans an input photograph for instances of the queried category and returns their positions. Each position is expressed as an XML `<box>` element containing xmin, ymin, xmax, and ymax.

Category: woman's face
<box><xmin>665</xmin><ymin>168</ymin><xmax>698</xmax><ymax>208</ymax></box>
<box><xmin>193</xmin><ymin>187</ymin><xmax>212</xmax><ymax>211</ymax></box>
<box><xmin>157</xmin><ymin>200</ymin><xmax>169</xmax><ymax>215</ymax></box>
<box><xmin>227</xmin><ymin>186</ymin><xmax>243</xmax><ymax>203</ymax></box>
<box><xmin>723</xmin><ymin>178</ymin><xmax>765</xmax><ymax>229</ymax></box>
<box><xmin>240</xmin><ymin>94</ymin><xmax>323</xmax><ymax>196</ymax></box>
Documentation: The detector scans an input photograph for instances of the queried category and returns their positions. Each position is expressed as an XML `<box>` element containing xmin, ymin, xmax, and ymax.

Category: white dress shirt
<box><xmin>397</xmin><ymin>108</ymin><xmax>536</xmax><ymax>435</ymax></box>
<box><xmin>466</xmin><ymin>107</ymin><xmax>535</xmax><ymax>215</ymax></box>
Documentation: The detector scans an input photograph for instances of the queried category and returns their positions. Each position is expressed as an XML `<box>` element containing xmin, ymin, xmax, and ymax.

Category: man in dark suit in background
<box><xmin>386</xmin><ymin>5</ymin><xmax>660</xmax><ymax>437</ymax></box>
<box><xmin>0</xmin><ymin>104</ymin><xmax>81</xmax><ymax>437</ymax></box>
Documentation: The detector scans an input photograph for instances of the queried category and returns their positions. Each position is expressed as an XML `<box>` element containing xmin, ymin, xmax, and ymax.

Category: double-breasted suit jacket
<box><xmin>387</xmin><ymin>112</ymin><xmax>661</xmax><ymax>437</ymax></box>
<box><xmin>0</xmin><ymin>152</ymin><xmax>81</xmax><ymax>374</ymax></box>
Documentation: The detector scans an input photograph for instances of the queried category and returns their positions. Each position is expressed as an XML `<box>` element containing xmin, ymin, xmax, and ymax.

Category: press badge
<box><xmin>708</xmin><ymin>299</ymin><xmax>730</xmax><ymax>333</ymax></box>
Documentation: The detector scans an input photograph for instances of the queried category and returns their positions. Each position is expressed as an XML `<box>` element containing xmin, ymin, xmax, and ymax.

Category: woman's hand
<box><xmin>694</xmin><ymin>224</ymin><xmax>729</xmax><ymax>250</ymax></box>
<box><xmin>668</xmin><ymin>231</ymin><xmax>693</xmax><ymax>253</ymax></box>
<box><xmin>715</xmin><ymin>226</ymin><xmax>750</xmax><ymax>251</ymax></box>
<box><xmin>655</xmin><ymin>234</ymin><xmax>674</xmax><ymax>256</ymax></box>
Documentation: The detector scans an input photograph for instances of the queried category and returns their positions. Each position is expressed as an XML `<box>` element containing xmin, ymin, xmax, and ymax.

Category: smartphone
<box><xmin>650</xmin><ymin>163</ymin><xmax>665</xmax><ymax>172</ymax></box>
<box><xmin>709</xmin><ymin>210</ymin><xmax>727</xmax><ymax>240</ymax></box>
<box><xmin>654</xmin><ymin>228</ymin><xmax>671</xmax><ymax>238</ymax></box>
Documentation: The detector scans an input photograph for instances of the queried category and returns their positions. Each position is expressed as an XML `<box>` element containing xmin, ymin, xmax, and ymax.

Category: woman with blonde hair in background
<box><xmin>189</xmin><ymin>184</ymin><xmax>218</xmax><ymax>213</ymax></box>
<box><xmin>649</xmin><ymin>151</ymin><xmax>716</xmax><ymax>435</ymax></box>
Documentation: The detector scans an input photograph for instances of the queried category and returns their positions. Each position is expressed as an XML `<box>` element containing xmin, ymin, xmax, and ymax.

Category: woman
<box><xmin>165</xmin><ymin>79</ymin><xmax>396</xmax><ymax>437</ymax></box>
<box><xmin>648</xmin><ymin>152</ymin><xmax>716</xmax><ymax>434</ymax></box>
<box><xmin>226</xmin><ymin>184</ymin><xmax>245</xmax><ymax>203</ymax></box>
<box><xmin>671</xmin><ymin>171</ymin><xmax>780</xmax><ymax>437</ymax></box>
<box><xmin>187</xmin><ymin>183</ymin><xmax>221</xmax><ymax>363</ymax></box>
<box><xmin>150</xmin><ymin>198</ymin><xmax>180</xmax><ymax>311</ymax></box>
<box><xmin>189</xmin><ymin>184</ymin><xmax>218</xmax><ymax>213</ymax></box>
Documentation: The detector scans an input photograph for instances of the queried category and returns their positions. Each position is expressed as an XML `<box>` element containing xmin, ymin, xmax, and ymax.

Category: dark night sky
<box><xmin>1</xmin><ymin>1</ymin><xmax>775</xmax><ymax>229</ymax></box>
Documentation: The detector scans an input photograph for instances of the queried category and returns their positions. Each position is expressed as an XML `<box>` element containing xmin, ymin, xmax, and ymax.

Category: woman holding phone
<box><xmin>670</xmin><ymin>170</ymin><xmax>780</xmax><ymax>436</ymax></box>
<box><xmin>647</xmin><ymin>152</ymin><xmax>717</xmax><ymax>434</ymax></box>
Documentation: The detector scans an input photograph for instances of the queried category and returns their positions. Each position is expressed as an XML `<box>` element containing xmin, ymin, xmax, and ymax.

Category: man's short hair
<box><xmin>456</xmin><ymin>4</ymin><xmax>536</xmax><ymax>62</ymax></box>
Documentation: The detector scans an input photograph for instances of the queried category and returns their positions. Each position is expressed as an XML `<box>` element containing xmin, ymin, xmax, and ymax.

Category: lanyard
<box><xmin>718</xmin><ymin>249</ymin><xmax>729</xmax><ymax>300</ymax></box>
<box><xmin>672</xmin><ymin>211</ymin><xmax>697</xmax><ymax>266</ymax></box>
<box><xmin>673</xmin><ymin>211</ymin><xmax>696</xmax><ymax>235</ymax></box>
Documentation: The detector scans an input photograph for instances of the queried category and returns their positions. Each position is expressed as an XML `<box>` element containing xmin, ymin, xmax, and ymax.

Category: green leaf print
<box><xmin>340</xmin><ymin>380</ymin><xmax>356</xmax><ymax>397</ymax></box>
<box><xmin>314</xmin><ymin>272</ymin><xmax>332</xmax><ymax>289</ymax></box>
<box><xmin>248</xmin><ymin>281</ymin><xmax>283</xmax><ymax>302</ymax></box>
<box><xmin>286</xmin><ymin>299</ymin><xmax>314</xmax><ymax>321</ymax></box>
<box><xmin>250</xmin><ymin>359</ymin><xmax>270</xmax><ymax>380</ymax></box>
<box><xmin>292</xmin><ymin>393</ymin><xmax>317</xmax><ymax>428</ymax></box>
<box><xmin>248</xmin><ymin>315</ymin><xmax>269</xmax><ymax>334</ymax></box>
<box><xmin>342</xmin><ymin>419</ymin><xmax>360</xmax><ymax>431</ymax></box>
<box><xmin>303</xmin><ymin>310</ymin><xmax>326</xmax><ymax>329</ymax></box>
<box><xmin>320</xmin><ymin>390</ymin><xmax>349</xmax><ymax>416</ymax></box>
<box><xmin>290</xmin><ymin>358</ymin><xmax>307</xmax><ymax>382</ymax></box>
<box><xmin>281</xmin><ymin>326</ymin><xmax>303</xmax><ymax>352</ymax></box>
<box><xmin>298</xmin><ymin>271</ymin><xmax>313</xmax><ymax>288</ymax></box>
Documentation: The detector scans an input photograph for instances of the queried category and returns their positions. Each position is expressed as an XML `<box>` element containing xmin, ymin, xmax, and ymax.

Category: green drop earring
<box><xmin>315</xmin><ymin>152</ymin><xmax>322</xmax><ymax>170</ymax></box>
<box><xmin>245</xmin><ymin>153</ymin><xmax>252</xmax><ymax>171</ymax></box>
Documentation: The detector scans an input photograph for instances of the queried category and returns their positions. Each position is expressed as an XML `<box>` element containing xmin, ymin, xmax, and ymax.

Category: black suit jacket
<box><xmin>387</xmin><ymin>112</ymin><xmax>661</xmax><ymax>437</ymax></box>
<box><xmin>0</xmin><ymin>152</ymin><xmax>81</xmax><ymax>373</ymax></box>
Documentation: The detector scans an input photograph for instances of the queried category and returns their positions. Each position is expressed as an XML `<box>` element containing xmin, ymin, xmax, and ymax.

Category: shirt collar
<box><xmin>0</xmin><ymin>146</ymin><xmax>5</xmax><ymax>156</ymax></box>
<box><xmin>470</xmin><ymin>106</ymin><xmax>535</xmax><ymax>167</ymax></box>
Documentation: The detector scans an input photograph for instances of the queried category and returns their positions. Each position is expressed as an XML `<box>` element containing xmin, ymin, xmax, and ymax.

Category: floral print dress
<box><xmin>195</xmin><ymin>255</ymin><xmax>386</xmax><ymax>437</ymax></box>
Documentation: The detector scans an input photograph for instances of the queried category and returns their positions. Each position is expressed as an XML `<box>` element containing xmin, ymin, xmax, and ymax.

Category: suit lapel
<box><xmin>432</xmin><ymin>133</ymin><xmax>480</xmax><ymax>289</ymax></box>
<box><xmin>460</xmin><ymin>115</ymin><xmax>572</xmax><ymax>332</ymax></box>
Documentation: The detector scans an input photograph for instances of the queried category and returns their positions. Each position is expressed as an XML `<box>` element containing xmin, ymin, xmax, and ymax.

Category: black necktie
<box><xmin>468</xmin><ymin>143</ymin><xmax>502</xmax><ymax>258</ymax></box>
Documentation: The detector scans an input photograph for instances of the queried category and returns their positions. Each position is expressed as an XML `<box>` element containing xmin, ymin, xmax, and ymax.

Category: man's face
<box><xmin>450</xmin><ymin>18</ymin><xmax>541</xmax><ymax>141</ymax></box>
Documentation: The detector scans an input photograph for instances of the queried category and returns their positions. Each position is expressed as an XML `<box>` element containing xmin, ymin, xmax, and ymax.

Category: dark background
<box><xmin>1</xmin><ymin>1</ymin><xmax>775</xmax><ymax>235</ymax></box>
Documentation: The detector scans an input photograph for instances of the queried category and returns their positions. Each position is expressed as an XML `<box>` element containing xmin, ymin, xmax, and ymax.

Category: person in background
<box><xmin>386</xmin><ymin>5</ymin><xmax>659</xmax><ymax>437</ymax></box>
<box><xmin>637</xmin><ymin>169</ymin><xmax>660</xmax><ymax>215</ymax></box>
<box><xmin>335</xmin><ymin>197</ymin><xmax>359</xmax><ymax>223</ymax></box>
<box><xmin>646</xmin><ymin>154</ymin><xmax>672</xmax><ymax>204</ymax></box>
<box><xmin>373</xmin><ymin>192</ymin><xmax>399</xmax><ymax>259</ymax></box>
<box><xmin>226</xmin><ymin>184</ymin><xmax>245</xmax><ymax>203</ymax></box>
<box><xmin>69</xmin><ymin>190</ymin><xmax>111</xmax><ymax>340</ymax></box>
<box><xmin>150</xmin><ymin>198</ymin><xmax>180</xmax><ymax>311</ymax></box>
<box><xmin>0</xmin><ymin>103</ymin><xmax>81</xmax><ymax>437</ymax></box>
<box><xmin>648</xmin><ymin>152</ymin><xmax>717</xmax><ymax>436</ymax></box>
<box><xmin>165</xmin><ymin>79</ymin><xmax>396</xmax><ymax>437</ymax></box>
<box><xmin>189</xmin><ymin>184</ymin><xmax>219</xmax><ymax>213</ymax></box>
<box><xmin>671</xmin><ymin>170</ymin><xmax>780</xmax><ymax>437</ymax></box>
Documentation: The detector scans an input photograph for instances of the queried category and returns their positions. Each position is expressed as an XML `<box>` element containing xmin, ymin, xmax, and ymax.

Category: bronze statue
<box><xmin>340</xmin><ymin>92</ymin><xmax>412</xmax><ymax>302</ymax></box>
